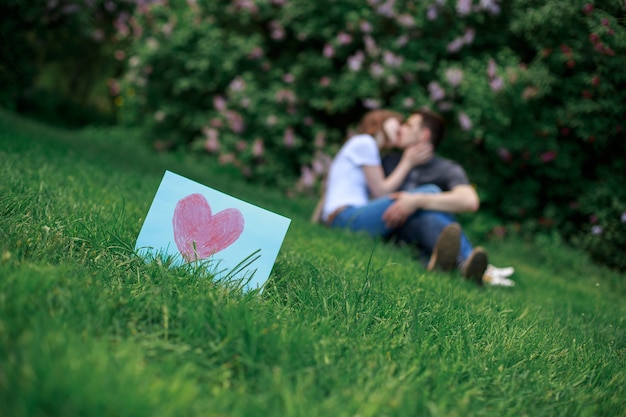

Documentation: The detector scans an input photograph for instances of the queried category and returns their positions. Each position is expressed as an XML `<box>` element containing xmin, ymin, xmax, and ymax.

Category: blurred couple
<box><xmin>313</xmin><ymin>109</ymin><xmax>514</xmax><ymax>286</ymax></box>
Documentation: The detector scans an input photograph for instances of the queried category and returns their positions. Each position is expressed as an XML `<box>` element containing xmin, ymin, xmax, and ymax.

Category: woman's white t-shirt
<box><xmin>322</xmin><ymin>134</ymin><xmax>381</xmax><ymax>221</ymax></box>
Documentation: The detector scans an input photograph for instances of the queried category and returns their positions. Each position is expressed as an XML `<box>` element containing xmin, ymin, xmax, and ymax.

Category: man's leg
<box><xmin>394</xmin><ymin>211</ymin><xmax>472</xmax><ymax>264</ymax></box>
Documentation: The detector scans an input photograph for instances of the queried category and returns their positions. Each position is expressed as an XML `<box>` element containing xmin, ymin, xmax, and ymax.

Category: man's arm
<box><xmin>382</xmin><ymin>184</ymin><xmax>479</xmax><ymax>228</ymax></box>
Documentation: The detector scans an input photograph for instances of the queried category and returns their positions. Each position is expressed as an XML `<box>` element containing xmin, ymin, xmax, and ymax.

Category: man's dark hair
<box><xmin>413</xmin><ymin>109</ymin><xmax>446</xmax><ymax>149</ymax></box>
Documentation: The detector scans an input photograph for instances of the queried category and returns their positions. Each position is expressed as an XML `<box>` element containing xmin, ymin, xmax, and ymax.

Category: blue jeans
<box><xmin>330</xmin><ymin>184</ymin><xmax>473</xmax><ymax>265</ymax></box>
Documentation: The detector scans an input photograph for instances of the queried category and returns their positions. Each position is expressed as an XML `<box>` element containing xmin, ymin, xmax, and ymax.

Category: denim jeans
<box><xmin>329</xmin><ymin>184</ymin><xmax>474</xmax><ymax>265</ymax></box>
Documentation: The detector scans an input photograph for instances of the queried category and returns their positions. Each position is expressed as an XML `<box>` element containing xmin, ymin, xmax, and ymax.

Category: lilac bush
<box><xmin>97</xmin><ymin>0</ymin><xmax>626</xmax><ymax>267</ymax></box>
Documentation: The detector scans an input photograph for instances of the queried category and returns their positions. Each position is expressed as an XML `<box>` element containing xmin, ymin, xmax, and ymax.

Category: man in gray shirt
<box><xmin>381</xmin><ymin>110</ymin><xmax>488</xmax><ymax>283</ymax></box>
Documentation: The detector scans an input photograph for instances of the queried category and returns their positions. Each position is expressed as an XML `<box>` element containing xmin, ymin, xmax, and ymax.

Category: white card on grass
<box><xmin>135</xmin><ymin>171</ymin><xmax>291</xmax><ymax>291</ymax></box>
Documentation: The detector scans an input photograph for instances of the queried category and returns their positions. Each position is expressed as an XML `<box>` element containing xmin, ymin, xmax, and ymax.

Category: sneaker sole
<box><xmin>463</xmin><ymin>248</ymin><xmax>488</xmax><ymax>285</ymax></box>
<box><xmin>427</xmin><ymin>223</ymin><xmax>461</xmax><ymax>272</ymax></box>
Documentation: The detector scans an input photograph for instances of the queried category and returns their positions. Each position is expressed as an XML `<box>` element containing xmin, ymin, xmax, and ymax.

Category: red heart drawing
<box><xmin>172</xmin><ymin>193</ymin><xmax>245</xmax><ymax>262</ymax></box>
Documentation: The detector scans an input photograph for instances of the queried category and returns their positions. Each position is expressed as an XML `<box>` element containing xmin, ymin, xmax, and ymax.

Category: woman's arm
<box><xmin>363</xmin><ymin>145</ymin><xmax>421</xmax><ymax>198</ymax></box>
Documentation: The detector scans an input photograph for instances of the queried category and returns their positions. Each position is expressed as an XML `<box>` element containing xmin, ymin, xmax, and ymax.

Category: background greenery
<box><xmin>2</xmin><ymin>110</ymin><xmax>625</xmax><ymax>416</ymax></box>
<box><xmin>1</xmin><ymin>0</ymin><xmax>624</xmax><ymax>271</ymax></box>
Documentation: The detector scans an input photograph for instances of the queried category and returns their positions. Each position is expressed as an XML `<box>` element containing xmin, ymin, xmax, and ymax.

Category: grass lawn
<box><xmin>1</xmin><ymin>110</ymin><xmax>625</xmax><ymax>416</ymax></box>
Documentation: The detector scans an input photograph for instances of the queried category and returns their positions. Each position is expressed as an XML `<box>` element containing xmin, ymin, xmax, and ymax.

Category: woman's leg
<box><xmin>330</xmin><ymin>196</ymin><xmax>396</xmax><ymax>237</ymax></box>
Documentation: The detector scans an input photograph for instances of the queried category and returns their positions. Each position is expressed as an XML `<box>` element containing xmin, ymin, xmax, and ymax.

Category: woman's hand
<box><xmin>402</xmin><ymin>142</ymin><xmax>433</xmax><ymax>167</ymax></box>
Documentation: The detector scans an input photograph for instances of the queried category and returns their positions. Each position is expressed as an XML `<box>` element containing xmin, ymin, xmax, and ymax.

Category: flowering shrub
<box><xmin>118</xmin><ymin>0</ymin><xmax>514</xmax><ymax>190</ymax></box>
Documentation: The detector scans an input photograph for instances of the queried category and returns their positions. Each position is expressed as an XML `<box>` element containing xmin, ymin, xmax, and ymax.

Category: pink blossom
<box><xmin>283</xmin><ymin>73</ymin><xmax>295</xmax><ymax>83</ymax></box>
<box><xmin>360</xmin><ymin>21</ymin><xmax>373</xmax><ymax>33</ymax></box>
<box><xmin>348</xmin><ymin>51</ymin><xmax>365</xmax><ymax>71</ymax></box>
<box><xmin>461</xmin><ymin>29</ymin><xmax>475</xmax><ymax>46</ymax></box>
<box><xmin>590</xmin><ymin>215</ymin><xmax>598</xmax><ymax>224</ymax></box>
<box><xmin>235</xmin><ymin>0</ymin><xmax>259</xmax><ymax>13</ymax></box>
<box><xmin>582</xmin><ymin>3</ymin><xmax>593</xmax><ymax>15</ymax></box>
<box><xmin>397</xmin><ymin>14</ymin><xmax>415</xmax><ymax>27</ymax></box>
<box><xmin>370</xmin><ymin>63</ymin><xmax>385</xmax><ymax>78</ymax></box>
<box><xmin>299</xmin><ymin>166</ymin><xmax>315</xmax><ymax>188</ymax></box>
<box><xmin>269</xmin><ymin>20</ymin><xmax>285</xmax><ymax>40</ymax></box>
<box><xmin>487</xmin><ymin>58</ymin><xmax>497</xmax><ymax>78</ymax></box>
<box><xmin>213</xmin><ymin>95</ymin><xmax>227</xmax><ymax>112</ymax></box>
<box><xmin>403</xmin><ymin>97</ymin><xmax>415</xmax><ymax>108</ymax></box>
<box><xmin>396</xmin><ymin>34</ymin><xmax>409</xmax><ymax>47</ymax></box>
<box><xmin>540</xmin><ymin>150</ymin><xmax>557</xmax><ymax>163</ymax></box>
<box><xmin>319</xmin><ymin>77</ymin><xmax>331</xmax><ymax>87</ymax></box>
<box><xmin>458</xmin><ymin>112</ymin><xmax>473</xmax><ymax>130</ymax></box>
<box><xmin>490</xmin><ymin>76</ymin><xmax>504</xmax><ymax>92</ymax></box>
<box><xmin>337</xmin><ymin>32</ymin><xmax>353</xmax><ymax>45</ymax></box>
<box><xmin>323</xmin><ymin>43</ymin><xmax>335</xmax><ymax>58</ymax></box>
<box><xmin>252</xmin><ymin>138</ymin><xmax>264</xmax><ymax>157</ymax></box>
<box><xmin>312</xmin><ymin>152</ymin><xmax>332</xmax><ymax>174</ymax></box>
<box><xmin>480</xmin><ymin>0</ymin><xmax>500</xmax><ymax>15</ymax></box>
<box><xmin>428</xmin><ymin>81</ymin><xmax>446</xmax><ymax>101</ymax></box>
<box><xmin>363</xmin><ymin>98</ymin><xmax>381</xmax><ymax>109</ymax></box>
<box><xmin>229</xmin><ymin>77</ymin><xmax>246</xmax><ymax>92</ymax></box>
<box><xmin>445</xmin><ymin>68</ymin><xmax>464</xmax><ymax>87</ymax></box>
<box><xmin>456</xmin><ymin>0</ymin><xmax>472</xmax><ymax>16</ymax></box>
<box><xmin>447</xmin><ymin>37</ymin><xmax>464</xmax><ymax>53</ymax></box>
<box><xmin>383</xmin><ymin>51</ymin><xmax>404</xmax><ymax>67</ymax></box>
<box><xmin>114</xmin><ymin>50</ymin><xmax>126</xmax><ymax>61</ymax></box>
<box><xmin>248</xmin><ymin>46</ymin><xmax>264</xmax><ymax>59</ymax></box>
<box><xmin>377</xmin><ymin>0</ymin><xmax>396</xmax><ymax>17</ymax></box>
<box><xmin>591</xmin><ymin>225</ymin><xmax>603</xmax><ymax>235</ymax></box>
<box><xmin>275</xmin><ymin>89</ymin><xmax>296</xmax><ymax>104</ymax></box>
<box><xmin>364</xmin><ymin>36</ymin><xmax>379</xmax><ymax>56</ymax></box>
<box><xmin>304</xmin><ymin>116</ymin><xmax>314</xmax><ymax>126</ymax></box>
<box><xmin>427</xmin><ymin>6</ymin><xmax>438</xmax><ymax>20</ymax></box>
<box><xmin>284</xmin><ymin>127</ymin><xmax>295</xmax><ymax>148</ymax></box>
<box><xmin>202</xmin><ymin>127</ymin><xmax>219</xmax><ymax>152</ymax></box>
<box><xmin>210</xmin><ymin>118</ymin><xmax>223</xmax><ymax>128</ymax></box>
<box><xmin>240</xmin><ymin>97</ymin><xmax>251</xmax><ymax>108</ymax></box>
<box><xmin>226</xmin><ymin>110</ymin><xmax>245</xmax><ymax>133</ymax></box>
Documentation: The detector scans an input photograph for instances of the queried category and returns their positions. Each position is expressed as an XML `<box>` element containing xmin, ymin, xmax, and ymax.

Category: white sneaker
<box><xmin>483</xmin><ymin>264</ymin><xmax>515</xmax><ymax>287</ymax></box>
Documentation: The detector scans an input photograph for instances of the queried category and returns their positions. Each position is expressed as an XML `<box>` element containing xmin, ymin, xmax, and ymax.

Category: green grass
<box><xmin>1</xmin><ymin>109</ymin><xmax>625</xmax><ymax>417</ymax></box>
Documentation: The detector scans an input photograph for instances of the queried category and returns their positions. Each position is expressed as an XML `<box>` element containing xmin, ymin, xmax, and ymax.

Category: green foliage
<box><xmin>574</xmin><ymin>185</ymin><xmax>626</xmax><ymax>272</ymax></box>
<box><xmin>0</xmin><ymin>0</ymin><xmax>136</xmax><ymax>125</ymax></box>
<box><xmin>2</xmin><ymin>111</ymin><xmax>626</xmax><ymax>416</ymax></box>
